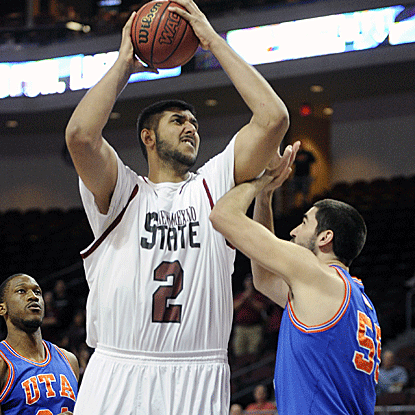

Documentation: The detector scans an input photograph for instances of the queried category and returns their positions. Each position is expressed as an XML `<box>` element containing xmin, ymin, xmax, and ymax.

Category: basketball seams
<box><xmin>132</xmin><ymin>6</ymin><xmax>147</xmax><ymax>64</ymax></box>
<box><xmin>158</xmin><ymin>18</ymin><xmax>190</xmax><ymax>65</ymax></box>
<box><xmin>131</xmin><ymin>0</ymin><xmax>198</xmax><ymax>68</ymax></box>
<box><xmin>151</xmin><ymin>1</ymin><xmax>172</xmax><ymax>67</ymax></box>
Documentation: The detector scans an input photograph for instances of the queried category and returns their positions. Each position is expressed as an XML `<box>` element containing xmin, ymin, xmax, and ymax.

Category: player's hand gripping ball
<box><xmin>131</xmin><ymin>1</ymin><xmax>199</xmax><ymax>69</ymax></box>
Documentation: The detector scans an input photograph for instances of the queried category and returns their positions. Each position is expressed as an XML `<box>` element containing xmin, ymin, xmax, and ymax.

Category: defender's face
<box><xmin>2</xmin><ymin>275</ymin><xmax>45</xmax><ymax>332</ymax></box>
<box><xmin>155</xmin><ymin>109</ymin><xmax>200</xmax><ymax>167</ymax></box>
<box><xmin>290</xmin><ymin>206</ymin><xmax>319</xmax><ymax>252</ymax></box>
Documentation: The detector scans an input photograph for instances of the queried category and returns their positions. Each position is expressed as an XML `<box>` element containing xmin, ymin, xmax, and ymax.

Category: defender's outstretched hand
<box><xmin>255</xmin><ymin>141</ymin><xmax>301</xmax><ymax>194</ymax></box>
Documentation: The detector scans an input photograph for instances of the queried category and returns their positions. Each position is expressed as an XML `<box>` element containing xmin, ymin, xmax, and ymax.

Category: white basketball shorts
<box><xmin>73</xmin><ymin>344</ymin><xmax>230</xmax><ymax>415</ymax></box>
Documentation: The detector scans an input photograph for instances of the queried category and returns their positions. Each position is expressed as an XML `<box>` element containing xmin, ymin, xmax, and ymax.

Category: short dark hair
<box><xmin>136</xmin><ymin>100</ymin><xmax>196</xmax><ymax>161</ymax></box>
<box><xmin>0</xmin><ymin>273</ymin><xmax>25</xmax><ymax>303</ymax></box>
<box><xmin>0</xmin><ymin>273</ymin><xmax>27</xmax><ymax>338</ymax></box>
<box><xmin>313</xmin><ymin>199</ymin><xmax>367</xmax><ymax>267</ymax></box>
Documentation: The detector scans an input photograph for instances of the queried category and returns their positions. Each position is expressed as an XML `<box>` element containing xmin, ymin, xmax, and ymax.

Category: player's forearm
<box><xmin>208</xmin><ymin>36</ymin><xmax>289</xmax><ymax>131</ymax></box>
<box><xmin>251</xmin><ymin>190</ymin><xmax>275</xmax><ymax>290</ymax></box>
<box><xmin>254</xmin><ymin>190</ymin><xmax>275</xmax><ymax>233</ymax></box>
<box><xmin>66</xmin><ymin>58</ymin><xmax>132</xmax><ymax>146</ymax></box>
<box><xmin>210</xmin><ymin>180</ymin><xmax>260</xmax><ymax>240</ymax></box>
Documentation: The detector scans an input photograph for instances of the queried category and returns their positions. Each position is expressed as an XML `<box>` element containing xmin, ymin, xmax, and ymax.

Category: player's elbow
<box><xmin>65</xmin><ymin>121</ymin><xmax>97</xmax><ymax>154</ymax></box>
<box><xmin>209</xmin><ymin>205</ymin><xmax>232</xmax><ymax>238</ymax></box>
<box><xmin>209</xmin><ymin>207</ymin><xmax>224</xmax><ymax>233</ymax></box>
<box><xmin>270</xmin><ymin>105</ymin><xmax>290</xmax><ymax>136</ymax></box>
<box><xmin>252</xmin><ymin>275</ymin><xmax>266</xmax><ymax>294</ymax></box>
<box><xmin>65</xmin><ymin>121</ymin><xmax>84</xmax><ymax>149</ymax></box>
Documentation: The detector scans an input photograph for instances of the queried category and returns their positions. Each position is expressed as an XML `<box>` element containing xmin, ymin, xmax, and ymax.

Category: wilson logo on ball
<box><xmin>131</xmin><ymin>1</ymin><xmax>199</xmax><ymax>69</ymax></box>
<box><xmin>159</xmin><ymin>11</ymin><xmax>180</xmax><ymax>44</ymax></box>
<box><xmin>138</xmin><ymin>2</ymin><xmax>163</xmax><ymax>44</ymax></box>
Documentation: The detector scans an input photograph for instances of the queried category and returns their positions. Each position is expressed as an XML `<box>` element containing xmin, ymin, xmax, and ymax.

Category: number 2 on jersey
<box><xmin>152</xmin><ymin>261</ymin><xmax>183</xmax><ymax>323</ymax></box>
<box><xmin>353</xmin><ymin>310</ymin><xmax>381</xmax><ymax>382</ymax></box>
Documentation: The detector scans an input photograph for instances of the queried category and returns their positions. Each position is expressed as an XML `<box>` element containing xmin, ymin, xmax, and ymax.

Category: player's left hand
<box><xmin>168</xmin><ymin>0</ymin><xmax>219</xmax><ymax>50</ymax></box>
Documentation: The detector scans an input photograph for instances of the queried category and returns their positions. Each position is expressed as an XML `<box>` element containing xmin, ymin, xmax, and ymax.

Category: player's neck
<box><xmin>319</xmin><ymin>252</ymin><xmax>349</xmax><ymax>272</ymax></box>
<box><xmin>326</xmin><ymin>259</ymin><xmax>348</xmax><ymax>271</ymax></box>
<box><xmin>148</xmin><ymin>164</ymin><xmax>190</xmax><ymax>184</ymax></box>
<box><xmin>5</xmin><ymin>328</ymin><xmax>45</xmax><ymax>361</ymax></box>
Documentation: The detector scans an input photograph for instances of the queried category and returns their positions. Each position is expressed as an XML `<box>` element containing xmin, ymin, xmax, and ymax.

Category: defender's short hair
<box><xmin>313</xmin><ymin>199</ymin><xmax>367</xmax><ymax>267</ymax></box>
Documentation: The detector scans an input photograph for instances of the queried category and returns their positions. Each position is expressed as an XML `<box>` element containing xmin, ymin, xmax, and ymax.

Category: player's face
<box><xmin>155</xmin><ymin>109</ymin><xmax>200</xmax><ymax>169</ymax></box>
<box><xmin>1</xmin><ymin>275</ymin><xmax>45</xmax><ymax>333</ymax></box>
<box><xmin>290</xmin><ymin>207</ymin><xmax>319</xmax><ymax>254</ymax></box>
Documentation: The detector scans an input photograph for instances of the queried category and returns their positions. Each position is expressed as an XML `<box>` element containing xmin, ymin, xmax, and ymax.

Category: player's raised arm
<box><xmin>209</xmin><ymin>145</ymin><xmax>320</xmax><ymax>290</ymax></box>
<box><xmin>170</xmin><ymin>0</ymin><xmax>289</xmax><ymax>184</ymax></box>
<box><xmin>250</xmin><ymin>143</ymin><xmax>300</xmax><ymax>307</ymax></box>
<box><xmin>65</xmin><ymin>12</ymin><xmax>156</xmax><ymax>214</ymax></box>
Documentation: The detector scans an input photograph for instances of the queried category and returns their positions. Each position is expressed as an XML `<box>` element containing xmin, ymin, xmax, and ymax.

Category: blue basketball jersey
<box><xmin>0</xmin><ymin>340</ymin><xmax>78</xmax><ymax>415</ymax></box>
<box><xmin>274</xmin><ymin>266</ymin><xmax>381</xmax><ymax>415</ymax></box>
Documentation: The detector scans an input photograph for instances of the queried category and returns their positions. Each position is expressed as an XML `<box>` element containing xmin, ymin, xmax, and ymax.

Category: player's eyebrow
<box><xmin>171</xmin><ymin>113</ymin><xmax>199</xmax><ymax>130</ymax></box>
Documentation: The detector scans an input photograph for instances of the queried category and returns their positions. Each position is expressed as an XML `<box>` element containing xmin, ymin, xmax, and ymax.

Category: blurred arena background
<box><xmin>1</xmin><ymin>0</ymin><xmax>415</xmax><ymax>412</ymax></box>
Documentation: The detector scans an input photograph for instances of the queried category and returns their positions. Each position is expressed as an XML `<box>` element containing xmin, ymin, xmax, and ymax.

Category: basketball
<box><xmin>131</xmin><ymin>1</ymin><xmax>199</xmax><ymax>69</ymax></box>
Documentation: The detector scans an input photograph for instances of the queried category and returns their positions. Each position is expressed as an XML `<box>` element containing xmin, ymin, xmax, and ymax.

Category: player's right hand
<box><xmin>257</xmin><ymin>141</ymin><xmax>301</xmax><ymax>194</ymax></box>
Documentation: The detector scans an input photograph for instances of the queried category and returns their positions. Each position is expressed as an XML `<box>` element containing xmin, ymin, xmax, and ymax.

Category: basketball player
<box><xmin>65</xmin><ymin>0</ymin><xmax>290</xmax><ymax>413</ymax></box>
<box><xmin>0</xmin><ymin>274</ymin><xmax>79</xmax><ymax>415</ymax></box>
<box><xmin>209</xmin><ymin>149</ymin><xmax>381</xmax><ymax>415</ymax></box>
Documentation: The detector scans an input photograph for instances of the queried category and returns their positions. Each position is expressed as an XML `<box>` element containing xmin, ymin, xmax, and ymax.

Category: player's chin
<box><xmin>23</xmin><ymin>317</ymin><xmax>43</xmax><ymax>331</ymax></box>
<box><xmin>178</xmin><ymin>151</ymin><xmax>197</xmax><ymax>167</ymax></box>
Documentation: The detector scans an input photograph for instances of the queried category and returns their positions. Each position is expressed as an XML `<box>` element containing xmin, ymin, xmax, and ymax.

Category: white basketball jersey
<box><xmin>79</xmin><ymin>139</ymin><xmax>236</xmax><ymax>353</ymax></box>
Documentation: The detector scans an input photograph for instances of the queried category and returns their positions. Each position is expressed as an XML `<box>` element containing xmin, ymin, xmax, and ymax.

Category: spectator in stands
<box><xmin>378</xmin><ymin>349</ymin><xmax>409</xmax><ymax>395</ymax></box>
<box><xmin>290</xmin><ymin>148</ymin><xmax>315</xmax><ymax>208</ymax></box>
<box><xmin>41</xmin><ymin>290</ymin><xmax>60</xmax><ymax>343</ymax></box>
<box><xmin>229</xmin><ymin>403</ymin><xmax>244</xmax><ymax>415</ymax></box>
<box><xmin>263</xmin><ymin>302</ymin><xmax>283</xmax><ymax>353</ymax></box>
<box><xmin>245</xmin><ymin>384</ymin><xmax>276</xmax><ymax>413</ymax></box>
<box><xmin>52</xmin><ymin>279</ymin><xmax>74</xmax><ymax>334</ymax></box>
<box><xmin>76</xmin><ymin>342</ymin><xmax>93</xmax><ymax>385</ymax></box>
<box><xmin>232</xmin><ymin>274</ymin><xmax>268</xmax><ymax>360</ymax></box>
<box><xmin>66</xmin><ymin>309</ymin><xmax>86</xmax><ymax>352</ymax></box>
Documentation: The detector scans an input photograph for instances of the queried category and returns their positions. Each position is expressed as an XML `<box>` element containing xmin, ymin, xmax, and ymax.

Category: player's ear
<box><xmin>0</xmin><ymin>302</ymin><xmax>7</xmax><ymax>317</ymax></box>
<box><xmin>318</xmin><ymin>230</ymin><xmax>334</xmax><ymax>248</ymax></box>
<box><xmin>141</xmin><ymin>128</ymin><xmax>155</xmax><ymax>149</ymax></box>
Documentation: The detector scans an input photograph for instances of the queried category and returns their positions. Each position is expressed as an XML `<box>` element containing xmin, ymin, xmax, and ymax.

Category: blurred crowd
<box><xmin>0</xmin><ymin>0</ymin><xmax>315</xmax><ymax>49</ymax></box>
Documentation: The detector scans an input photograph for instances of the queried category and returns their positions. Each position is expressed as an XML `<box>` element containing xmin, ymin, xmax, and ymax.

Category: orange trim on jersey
<box><xmin>2</xmin><ymin>341</ymin><xmax>51</xmax><ymax>367</ymax></box>
<box><xmin>352</xmin><ymin>276</ymin><xmax>363</xmax><ymax>286</ymax></box>
<box><xmin>287</xmin><ymin>266</ymin><xmax>351</xmax><ymax>333</ymax></box>
<box><xmin>53</xmin><ymin>345</ymin><xmax>77</xmax><ymax>379</ymax></box>
<box><xmin>81</xmin><ymin>184</ymin><xmax>139</xmax><ymax>259</ymax></box>
<box><xmin>0</xmin><ymin>349</ymin><xmax>15</xmax><ymax>403</ymax></box>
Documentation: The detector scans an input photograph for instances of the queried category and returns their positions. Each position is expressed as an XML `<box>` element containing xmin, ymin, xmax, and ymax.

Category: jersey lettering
<box><xmin>152</xmin><ymin>261</ymin><xmax>184</xmax><ymax>323</ymax></box>
<box><xmin>36</xmin><ymin>408</ymin><xmax>68</xmax><ymax>415</ymax></box>
<box><xmin>353</xmin><ymin>310</ymin><xmax>381</xmax><ymax>382</ymax></box>
<box><xmin>141</xmin><ymin>210</ymin><xmax>200</xmax><ymax>250</ymax></box>
<box><xmin>22</xmin><ymin>376</ymin><xmax>40</xmax><ymax>405</ymax></box>
<box><xmin>375</xmin><ymin>324</ymin><xmax>381</xmax><ymax>383</ymax></box>
<box><xmin>60</xmin><ymin>374</ymin><xmax>76</xmax><ymax>401</ymax></box>
<box><xmin>38</xmin><ymin>374</ymin><xmax>56</xmax><ymax>397</ymax></box>
<box><xmin>21</xmin><ymin>374</ymin><xmax>75</xmax><ymax>404</ymax></box>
